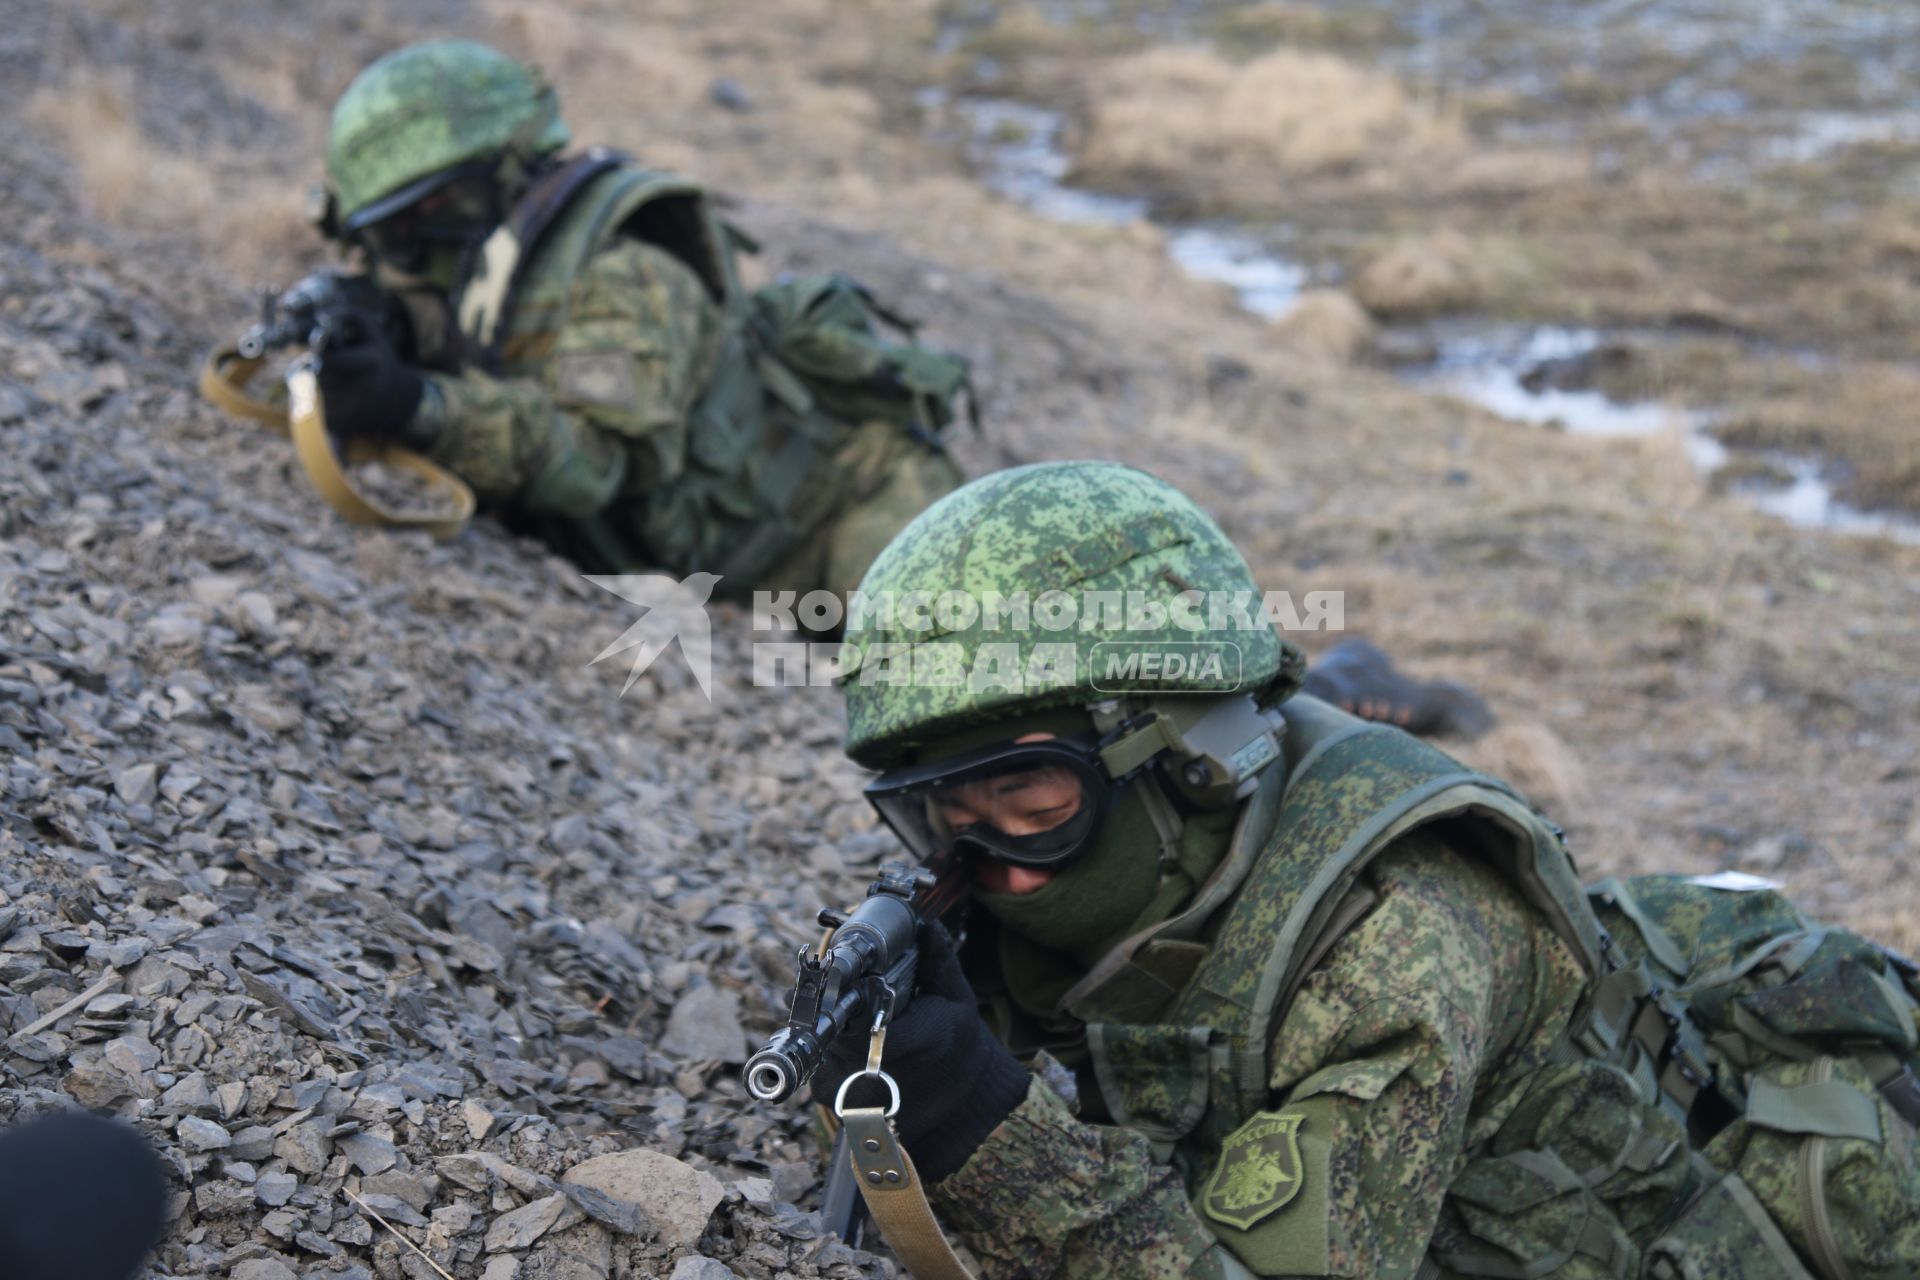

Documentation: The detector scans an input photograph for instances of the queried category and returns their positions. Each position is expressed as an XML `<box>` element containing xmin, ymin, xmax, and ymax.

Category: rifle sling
<box><xmin>285</xmin><ymin>364</ymin><xmax>474</xmax><ymax>540</ymax></box>
<box><xmin>839</xmin><ymin>1107</ymin><xmax>977</xmax><ymax>1280</ymax></box>
<box><xmin>198</xmin><ymin>347</ymin><xmax>476</xmax><ymax>539</ymax></box>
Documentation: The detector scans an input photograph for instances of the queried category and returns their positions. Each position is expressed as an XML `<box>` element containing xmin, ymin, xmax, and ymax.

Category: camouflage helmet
<box><xmin>841</xmin><ymin>462</ymin><xmax>1306</xmax><ymax>769</ymax></box>
<box><xmin>326</xmin><ymin>40</ymin><xmax>570</xmax><ymax>233</ymax></box>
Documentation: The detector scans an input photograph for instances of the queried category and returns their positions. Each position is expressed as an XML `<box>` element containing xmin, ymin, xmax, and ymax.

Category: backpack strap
<box><xmin>458</xmin><ymin>152</ymin><xmax>742</xmax><ymax>371</ymax></box>
<box><xmin>1182</xmin><ymin>698</ymin><xmax>1600</xmax><ymax>1124</ymax></box>
<box><xmin>458</xmin><ymin>149</ymin><xmax>628</xmax><ymax>365</ymax></box>
<box><xmin>1075</xmin><ymin>698</ymin><xmax>1603</xmax><ymax>1151</ymax></box>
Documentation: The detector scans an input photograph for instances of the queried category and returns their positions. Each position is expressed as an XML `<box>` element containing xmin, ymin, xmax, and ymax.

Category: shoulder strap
<box><xmin>457</xmin><ymin>152</ymin><xmax>741</xmax><ymax>369</ymax></box>
<box><xmin>457</xmin><ymin>149</ymin><xmax>627</xmax><ymax>364</ymax></box>
<box><xmin>1178</xmin><ymin>697</ymin><xmax>1600</xmax><ymax>1120</ymax></box>
<box><xmin>839</xmin><ymin>1108</ymin><xmax>978</xmax><ymax>1280</ymax></box>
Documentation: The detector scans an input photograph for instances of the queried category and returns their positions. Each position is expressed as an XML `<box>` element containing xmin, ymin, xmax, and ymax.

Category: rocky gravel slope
<box><xmin>7</xmin><ymin>2</ymin><xmax>1920</xmax><ymax>1278</ymax></box>
<box><xmin>0</xmin><ymin>105</ymin><xmax>979</xmax><ymax>1280</ymax></box>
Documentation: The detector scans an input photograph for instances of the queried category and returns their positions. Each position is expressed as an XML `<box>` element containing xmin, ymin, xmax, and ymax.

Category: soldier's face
<box><xmin>935</xmin><ymin>734</ymin><xmax>1076</xmax><ymax>896</ymax></box>
<box><xmin>360</xmin><ymin>177</ymin><xmax>499</xmax><ymax>285</ymax></box>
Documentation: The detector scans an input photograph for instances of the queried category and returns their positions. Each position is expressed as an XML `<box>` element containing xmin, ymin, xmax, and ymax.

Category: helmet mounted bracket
<box><xmin>1089</xmin><ymin>694</ymin><xmax>1286</xmax><ymax>810</ymax></box>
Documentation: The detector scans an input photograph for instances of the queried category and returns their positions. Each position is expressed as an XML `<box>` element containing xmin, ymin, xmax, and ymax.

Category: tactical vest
<box><xmin>455</xmin><ymin>151</ymin><xmax>970</xmax><ymax>583</ymax></box>
<box><xmin>1064</xmin><ymin>695</ymin><xmax>1605</xmax><ymax>1169</ymax></box>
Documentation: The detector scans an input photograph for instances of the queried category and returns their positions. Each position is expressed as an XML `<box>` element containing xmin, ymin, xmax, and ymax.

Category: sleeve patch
<box><xmin>553</xmin><ymin>351</ymin><xmax>639</xmax><ymax>410</ymax></box>
<box><xmin>1202</xmin><ymin>1110</ymin><xmax>1306</xmax><ymax>1230</ymax></box>
<box><xmin>1197</xmin><ymin>1096</ymin><xmax>1336</xmax><ymax>1275</ymax></box>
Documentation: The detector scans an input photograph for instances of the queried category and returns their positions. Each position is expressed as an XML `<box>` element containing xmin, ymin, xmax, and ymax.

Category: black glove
<box><xmin>0</xmin><ymin>1112</ymin><xmax>168</xmax><ymax>1280</ymax></box>
<box><xmin>811</xmin><ymin>923</ymin><xmax>1030</xmax><ymax>1183</ymax></box>
<box><xmin>315</xmin><ymin>323</ymin><xmax>424</xmax><ymax>442</ymax></box>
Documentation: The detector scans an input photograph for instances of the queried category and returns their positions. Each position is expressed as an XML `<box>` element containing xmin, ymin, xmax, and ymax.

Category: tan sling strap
<box><xmin>199</xmin><ymin>345</ymin><xmax>475</xmax><ymax>541</ymax></box>
<box><xmin>832</xmin><ymin>1015</ymin><xmax>977</xmax><ymax>1280</ymax></box>
<box><xmin>838</xmin><ymin>1108</ymin><xmax>978</xmax><ymax>1280</ymax></box>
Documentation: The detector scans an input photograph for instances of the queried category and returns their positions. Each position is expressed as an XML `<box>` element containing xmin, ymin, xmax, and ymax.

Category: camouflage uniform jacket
<box><xmin>932</xmin><ymin>698</ymin><xmax>1920</xmax><ymax>1279</ymax></box>
<box><xmin>938</xmin><ymin>833</ymin><xmax>1609</xmax><ymax>1278</ymax></box>
<box><xmin>399</xmin><ymin>162</ymin><xmax>944</xmax><ymax>593</ymax></box>
<box><xmin>932</xmin><ymin>700</ymin><xmax>1691</xmax><ymax>1279</ymax></box>
<box><xmin>405</xmin><ymin>231</ymin><xmax>729</xmax><ymax>571</ymax></box>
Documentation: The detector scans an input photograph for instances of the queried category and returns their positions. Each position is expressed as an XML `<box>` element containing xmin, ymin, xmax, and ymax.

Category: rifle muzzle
<box><xmin>745</xmin><ymin>1041</ymin><xmax>808</xmax><ymax>1103</ymax></box>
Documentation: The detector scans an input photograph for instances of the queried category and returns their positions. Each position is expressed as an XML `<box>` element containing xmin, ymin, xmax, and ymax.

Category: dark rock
<box><xmin>255</xmin><ymin>1172</ymin><xmax>297</xmax><ymax>1207</ymax></box>
<box><xmin>708</xmin><ymin>77</ymin><xmax>755</xmax><ymax>112</ymax></box>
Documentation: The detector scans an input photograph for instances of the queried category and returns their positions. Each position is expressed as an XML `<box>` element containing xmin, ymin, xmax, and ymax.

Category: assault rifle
<box><xmin>744</xmin><ymin>859</ymin><xmax>965</xmax><ymax>1245</ymax></box>
<box><xmin>236</xmin><ymin>270</ymin><xmax>404</xmax><ymax>360</ymax></box>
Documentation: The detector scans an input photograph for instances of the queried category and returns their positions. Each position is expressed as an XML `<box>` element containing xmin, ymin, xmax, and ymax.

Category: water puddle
<box><xmin>1323</xmin><ymin>0</ymin><xmax>1920</xmax><ymax>184</ymax></box>
<box><xmin>1688</xmin><ymin>436</ymin><xmax>1920</xmax><ymax>547</ymax></box>
<box><xmin>1415</xmin><ymin>327</ymin><xmax>1700</xmax><ymax>436</ymax></box>
<box><xmin>1165</xmin><ymin>227</ymin><xmax>1307</xmax><ymax>320</ymax></box>
<box><xmin>958</xmin><ymin>96</ymin><xmax>1150</xmax><ymax>227</ymax></box>
<box><xmin>1414</xmin><ymin>325</ymin><xmax>1920</xmax><ymax>545</ymax></box>
<box><xmin>952</xmin><ymin>95</ymin><xmax>1308</xmax><ymax>318</ymax></box>
<box><xmin>1763</xmin><ymin>111</ymin><xmax>1920</xmax><ymax>166</ymax></box>
<box><xmin>938</xmin><ymin>85</ymin><xmax>1920</xmax><ymax>546</ymax></box>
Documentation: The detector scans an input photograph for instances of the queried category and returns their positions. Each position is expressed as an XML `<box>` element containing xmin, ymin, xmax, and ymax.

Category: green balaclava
<box><xmin>915</xmin><ymin>703</ymin><xmax>1243</xmax><ymax>1014</ymax></box>
<box><xmin>976</xmin><ymin>780</ymin><xmax>1163</xmax><ymax>954</ymax></box>
<box><xmin>983</xmin><ymin>775</ymin><xmax>1240</xmax><ymax>1018</ymax></box>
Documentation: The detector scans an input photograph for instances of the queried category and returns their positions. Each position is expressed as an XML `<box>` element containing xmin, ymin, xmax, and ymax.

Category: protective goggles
<box><xmin>864</xmin><ymin>735</ymin><xmax>1116</xmax><ymax>870</ymax></box>
<box><xmin>356</xmin><ymin>168</ymin><xmax>501</xmax><ymax>268</ymax></box>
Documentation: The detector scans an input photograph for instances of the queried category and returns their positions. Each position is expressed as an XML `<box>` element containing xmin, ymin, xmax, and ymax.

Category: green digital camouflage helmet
<box><xmin>326</xmin><ymin>39</ymin><xmax>570</xmax><ymax>233</ymax></box>
<box><xmin>841</xmin><ymin>462</ymin><xmax>1307</xmax><ymax>769</ymax></box>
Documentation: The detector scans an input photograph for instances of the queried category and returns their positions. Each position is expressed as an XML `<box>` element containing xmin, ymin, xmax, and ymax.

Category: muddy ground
<box><xmin>4</xmin><ymin>0</ymin><xmax>1919</xmax><ymax>1277</ymax></box>
<box><xmin>938</xmin><ymin>0</ymin><xmax>1920</xmax><ymax>513</ymax></box>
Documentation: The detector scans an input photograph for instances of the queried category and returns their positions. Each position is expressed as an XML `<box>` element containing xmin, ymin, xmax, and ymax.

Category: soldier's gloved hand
<box><xmin>810</xmin><ymin>922</ymin><xmax>1029</xmax><ymax>1183</ymax></box>
<box><xmin>315</xmin><ymin>324</ymin><xmax>424</xmax><ymax>441</ymax></box>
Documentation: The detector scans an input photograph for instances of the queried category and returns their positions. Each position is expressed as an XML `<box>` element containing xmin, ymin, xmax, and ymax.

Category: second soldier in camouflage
<box><xmin>310</xmin><ymin>39</ymin><xmax>969</xmax><ymax>601</ymax></box>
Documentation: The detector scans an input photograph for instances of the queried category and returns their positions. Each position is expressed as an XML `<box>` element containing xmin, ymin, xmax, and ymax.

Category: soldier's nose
<box><xmin>975</xmin><ymin>861</ymin><xmax>1056</xmax><ymax>896</ymax></box>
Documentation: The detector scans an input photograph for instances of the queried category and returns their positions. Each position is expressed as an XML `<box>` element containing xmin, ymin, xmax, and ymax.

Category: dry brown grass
<box><xmin>1454</xmin><ymin>723</ymin><xmax>1591</xmax><ymax>818</ymax></box>
<box><xmin>953</xmin><ymin>1</ymin><xmax>1122</xmax><ymax>61</ymax></box>
<box><xmin>481</xmin><ymin>0</ymin><xmax>937</xmax><ymax>195</ymax></box>
<box><xmin>1349</xmin><ymin>229</ymin><xmax>1552</xmax><ymax>319</ymax></box>
<box><xmin>26</xmin><ymin>72</ymin><xmax>214</xmax><ymax>233</ymax></box>
<box><xmin>1570</xmin><ymin>341</ymin><xmax>1920</xmax><ymax>512</ymax></box>
<box><xmin>1209</xmin><ymin>1</ymin><xmax>1405</xmax><ymax>54</ymax></box>
<box><xmin>1270</xmin><ymin>288</ymin><xmax>1375</xmax><ymax>362</ymax></box>
<box><xmin>492</xmin><ymin>0</ymin><xmax>710</xmax><ymax>164</ymax></box>
<box><xmin>1713</xmin><ymin>363</ymin><xmax>1920</xmax><ymax>512</ymax></box>
<box><xmin>1075</xmin><ymin>46</ymin><xmax>1466</xmax><ymax>203</ymax></box>
<box><xmin>25</xmin><ymin>70</ymin><xmax>318</xmax><ymax>285</ymax></box>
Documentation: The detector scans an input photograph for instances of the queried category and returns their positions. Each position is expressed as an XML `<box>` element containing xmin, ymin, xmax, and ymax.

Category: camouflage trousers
<box><xmin>762</xmin><ymin>423</ymin><xmax>963</xmax><ymax>613</ymax></box>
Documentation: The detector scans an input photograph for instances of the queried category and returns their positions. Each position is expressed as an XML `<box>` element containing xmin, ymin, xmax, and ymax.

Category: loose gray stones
<box><xmin>175</xmin><ymin>1115</ymin><xmax>230</xmax><ymax>1152</ymax></box>
<box><xmin>659</xmin><ymin>982</ymin><xmax>748</xmax><ymax>1065</ymax></box>
<box><xmin>483</xmin><ymin>1193</ymin><xmax>579</xmax><ymax>1253</ymax></box>
<box><xmin>561</xmin><ymin>1150</ymin><xmax>725</xmax><ymax>1249</ymax></box>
